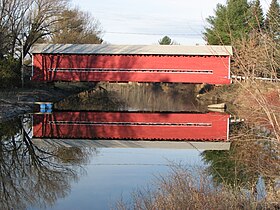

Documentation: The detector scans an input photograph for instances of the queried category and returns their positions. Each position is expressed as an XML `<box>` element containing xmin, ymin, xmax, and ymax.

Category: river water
<box><xmin>0</xmin><ymin>83</ymin><xmax>278</xmax><ymax>210</ymax></box>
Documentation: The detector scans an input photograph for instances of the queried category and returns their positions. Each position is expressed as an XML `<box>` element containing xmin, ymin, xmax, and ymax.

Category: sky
<box><xmin>71</xmin><ymin>0</ymin><xmax>272</xmax><ymax>45</ymax></box>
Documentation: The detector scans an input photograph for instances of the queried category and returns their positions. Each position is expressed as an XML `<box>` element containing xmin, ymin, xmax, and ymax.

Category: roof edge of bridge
<box><xmin>31</xmin><ymin>44</ymin><xmax>233</xmax><ymax>56</ymax></box>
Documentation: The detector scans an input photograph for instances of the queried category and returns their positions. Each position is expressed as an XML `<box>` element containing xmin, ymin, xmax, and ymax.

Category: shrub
<box><xmin>0</xmin><ymin>56</ymin><xmax>21</xmax><ymax>88</ymax></box>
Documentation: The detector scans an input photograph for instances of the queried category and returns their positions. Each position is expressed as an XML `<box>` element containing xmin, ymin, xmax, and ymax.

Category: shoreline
<box><xmin>0</xmin><ymin>82</ymin><xmax>96</xmax><ymax>122</ymax></box>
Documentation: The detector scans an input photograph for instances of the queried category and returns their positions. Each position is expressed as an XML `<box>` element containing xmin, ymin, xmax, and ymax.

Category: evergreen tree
<box><xmin>204</xmin><ymin>4</ymin><xmax>230</xmax><ymax>44</ymax></box>
<box><xmin>204</xmin><ymin>0</ymin><xmax>250</xmax><ymax>45</ymax></box>
<box><xmin>204</xmin><ymin>4</ymin><xmax>229</xmax><ymax>45</ymax></box>
<box><xmin>265</xmin><ymin>0</ymin><xmax>280</xmax><ymax>41</ymax></box>
<box><xmin>227</xmin><ymin>0</ymin><xmax>250</xmax><ymax>40</ymax></box>
<box><xmin>158</xmin><ymin>36</ymin><xmax>173</xmax><ymax>45</ymax></box>
<box><xmin>248</xmin><ymin>0</ymin><xmax>264</xmax><ymax>31</ymax></box>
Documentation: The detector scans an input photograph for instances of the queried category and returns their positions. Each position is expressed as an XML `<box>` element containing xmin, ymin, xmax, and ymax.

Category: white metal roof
<box><xmin>31</xmin><ymin>44</ymin><xmax>233</xmax><ymax>56</ymax></box>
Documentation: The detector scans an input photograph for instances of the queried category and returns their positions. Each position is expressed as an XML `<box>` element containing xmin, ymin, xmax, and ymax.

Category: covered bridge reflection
<box><xmin>33</xmin><ymin>112</ymin><xmax>230</xmax><ymax>141</ymax></box>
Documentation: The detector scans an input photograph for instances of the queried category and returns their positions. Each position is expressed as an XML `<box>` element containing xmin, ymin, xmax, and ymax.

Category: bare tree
<box><xmin>0</xmin><ymin>0</ymin><xmax>69</xmax><ymax>59</ymax></box>
<box><xmin>0</xmin><ymin>0</ymin><xmax>29</xmax><ymax>58</ymax></box>
<box><xmin>22</xmin><ymin>0</ymin><xmax>69</xmax><ymax>58</ymax></box>
<box><xmin>51</xmin><ymin>8</ymin><xmax>103</xmax><ymax>44</ymax></box>
<box><xmin>232</xmin><ymin>32</ymin><xmax>280</xmax><ymax>78</ymax></box>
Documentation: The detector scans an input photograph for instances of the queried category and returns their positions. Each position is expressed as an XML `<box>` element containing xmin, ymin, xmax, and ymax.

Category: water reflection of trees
<box><xmin>0</xmin><ymin>116</ymin><xmax>94</xmax><ymax>210</ymax></box>
<box><xmin>56</xmin><ymin>82</ymin><xmax>205</xmax><ymax>112</ymax></box>
<box><xmin>202</xmin><ymin>123</ymin><xmax>280</xmax><ymax>204</ymax></box>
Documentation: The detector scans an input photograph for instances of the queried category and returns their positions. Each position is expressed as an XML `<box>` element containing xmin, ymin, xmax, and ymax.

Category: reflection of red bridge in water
<box><xmin>31</xmin><ymin>44</ymin><xmax>232</xmax><ymax>84</ymax></box>
<box><xmin>33</xmin><ymin>112</ymin><xmax>230</xmax><ymax>141</ymax></box>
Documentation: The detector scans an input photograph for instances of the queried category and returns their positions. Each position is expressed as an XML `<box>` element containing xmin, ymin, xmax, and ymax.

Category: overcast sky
<box><xmin>71</xmin><ymin>0</ymin><xmax>272</xmax><ymax>45</ymax></box>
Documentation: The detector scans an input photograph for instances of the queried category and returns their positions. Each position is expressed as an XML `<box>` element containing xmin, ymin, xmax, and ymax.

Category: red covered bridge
<box><xmin>33</xmin><ymin>112</ymin><xmax>230</xmax><ymax>141</ymax></box>
<box><xmin>31</xmin><ymin>44</ymin><xmax>232</xmax><ymax>84</ymax></box>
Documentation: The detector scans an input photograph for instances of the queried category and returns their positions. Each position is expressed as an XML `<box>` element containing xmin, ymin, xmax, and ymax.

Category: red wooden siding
<box><xmin>33</xmin><ymin>112</ymin><xmax>230</xmax><ymax>141</ymax></box>
<box><xmin>32</xmin><ymin>54</ymin><xmax>231</xmax><ymax>84</ymax></box>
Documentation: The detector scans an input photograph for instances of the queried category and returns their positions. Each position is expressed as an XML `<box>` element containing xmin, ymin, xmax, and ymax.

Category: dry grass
<box><xmin>234</xmin><ymin>81</ymin><xmax>280</xmax><ymax>142</ymax></box>
<box><xmin>115</xmin><ymin>166</ymin><xmax>279</xmax><ymax>210</ymax></box>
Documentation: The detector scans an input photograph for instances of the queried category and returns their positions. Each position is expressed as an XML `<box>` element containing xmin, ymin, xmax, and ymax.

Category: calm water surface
<box><xmin>0</xmin><ymin>84</ymin><xmax>238</xmax><ymax>210</ymax></box>
<box><xmin>39</xmin><ymin>148</ymin><xmax>203</xmax><ymax>210</ymax></box>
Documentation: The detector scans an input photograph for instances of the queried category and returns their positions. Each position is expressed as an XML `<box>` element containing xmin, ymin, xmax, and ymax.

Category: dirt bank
<box><xmin>0</xmin><ymin>82</ymin><xmax>96</xmax><ymax>122</ymax></box>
